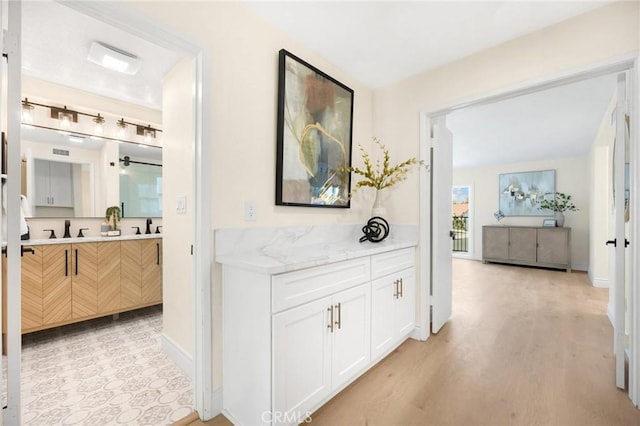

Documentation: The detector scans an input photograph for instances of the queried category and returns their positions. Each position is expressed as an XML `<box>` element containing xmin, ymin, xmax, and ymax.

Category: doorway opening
<box><xmin>451</xmin><ymin>185</ymin><xmax>471</xmax><ymax>256</ymax></box>
<box><xmin>422</xmin><ymin>59</ymin><xmax>637</xmax><ymax>405</ymax></box>
<box><xmin>1</xmin><ymin>1</ymin><xmax>211</xmax><ymax>424</ymax></box>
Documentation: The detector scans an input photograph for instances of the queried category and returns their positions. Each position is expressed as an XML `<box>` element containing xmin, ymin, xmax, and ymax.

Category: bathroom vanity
<box><xmin>216</xmin><ymin>225</ymin><xmax>418</xmax><ymax>426</ymax></box>
<box><xmin>2</xmin><ymin>234</ymin><xmax>162</xmax><ymax>335</ymax></box>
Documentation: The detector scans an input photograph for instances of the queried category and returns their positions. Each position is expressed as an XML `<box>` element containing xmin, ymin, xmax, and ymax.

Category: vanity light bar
<box><xmin>20</xmin><ymin>98</ymin><xmax>162</xmax><ymax>137</ymax></box>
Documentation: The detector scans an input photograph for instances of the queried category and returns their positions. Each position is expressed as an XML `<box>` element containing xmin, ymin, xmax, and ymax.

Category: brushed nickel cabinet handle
<box><xmin>393</xmin><ymin>280</ymin><xmax>398</xmax><ymax>299</ymax></box>
<box><xmin>399</xmin><ymin>278</ymin><xmax>403</xmax><ymax>298</ymax></box>
<box><xmin>335</xmin><ymin>303</ymin><xmax>342</xmax><ymax>330</ymax></box>
<box><xmin>327</xmin><ymin>305</ymin><xmax>334</xmax><ymax>332</ymax></box>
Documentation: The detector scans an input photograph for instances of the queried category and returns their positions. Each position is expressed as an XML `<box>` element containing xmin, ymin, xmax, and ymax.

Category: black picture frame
<box><xmin>276</xmin><ymin>49</ymin><xmax>354</xmax><ymax>208</ymax></box>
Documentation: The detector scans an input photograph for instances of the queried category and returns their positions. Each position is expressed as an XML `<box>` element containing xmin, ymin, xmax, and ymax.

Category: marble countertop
<box><xmin>216</xmin><ymin>237</ymin><xmax>418</xmax><ymax>275</ymax></box>
<box><xmin>20</xmin><ymin>233</ymin><xmax>162</xmax><ymax>246</ymax></box>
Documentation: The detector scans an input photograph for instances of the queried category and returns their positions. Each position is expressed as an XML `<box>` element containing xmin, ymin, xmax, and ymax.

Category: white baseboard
<box><xmin>410</xmin><ymin>325</ymin><xmax>429</xmax><ymax>341</ymax></box>
<box><xmin>591</xmin><ymin>278</ymin><xmax>609</xmax><ymax>288</ymax></box>
<box><xmin>608</xmin><ymin>304</ymin><xmax>615</xmax><ymax>327</ymax></box>
<box><xmin>161</xmin><ymin>333</ymin><xmax>194</xmax><ymax>381</ymax></box>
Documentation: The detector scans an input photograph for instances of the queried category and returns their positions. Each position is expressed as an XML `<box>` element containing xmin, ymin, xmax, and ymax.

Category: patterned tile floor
<box><xmin>2</xmin><ymin>306</ymin><xmax>193</xmax><ymax>425</ymax></box>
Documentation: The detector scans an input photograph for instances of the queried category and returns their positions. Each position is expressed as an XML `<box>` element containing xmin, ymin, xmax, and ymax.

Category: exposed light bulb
<box><xmin>21</xmin><ymin>98</ymin><xmax>34</xmax><ymax>123</ymax></box>
<box><xmin>117</xmin><ymin>118</ymin><xmax>127</xmax><ymax>138</ymax></box>
<box><xmin>93</xmin><ymin>114</ymin><xmax>105</xmax><ymax>136</ymax></box>
<box><xmin>58</xmin><ymin>112</ymin><xmax>72</xmax><ymax>129</ymax></box>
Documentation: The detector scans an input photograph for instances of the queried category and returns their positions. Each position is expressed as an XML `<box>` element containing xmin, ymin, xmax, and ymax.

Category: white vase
<box><xmin>554</xmin><ymin>212</ymin><xmax>565</xmax><ymax>227</ymax></box>
<box><xmin>371</xmin><ymin>190</ymin><xmax>387</xmax><ymax>217</ymax></box>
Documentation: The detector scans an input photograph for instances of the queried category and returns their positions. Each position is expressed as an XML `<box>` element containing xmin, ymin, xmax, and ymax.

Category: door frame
<box><xmin>50</xmin><ymin>1</ymin><xmax>214</xmax><ymax>418</ymax></box>
<box><xmin>419</xmin><ymin>53</ymin><xmax>640</xmax><ymax>405</ymax></box>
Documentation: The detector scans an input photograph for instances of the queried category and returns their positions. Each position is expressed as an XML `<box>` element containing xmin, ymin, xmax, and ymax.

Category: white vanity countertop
<box><xmin>216</xmin><ymin>237</ymin><xmax>418</xmax><ymax>275</ymax></box>
<box><xmin>20</xmin><ymin>233</ymin><xmax>162</xmax><ymax>246</ymax></box>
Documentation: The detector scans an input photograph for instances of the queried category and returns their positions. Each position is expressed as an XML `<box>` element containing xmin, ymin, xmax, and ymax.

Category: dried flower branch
<box><xmin>347</xmin><ymin>138</ymin><xmax>419</xmax><ymax>194</ymax></box>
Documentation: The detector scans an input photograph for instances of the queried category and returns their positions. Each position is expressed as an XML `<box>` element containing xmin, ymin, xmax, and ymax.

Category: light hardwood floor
<box><xmin>186</xmin><ymin>259</ymin><xmax>640</xmax><ymax>425</ymax></box>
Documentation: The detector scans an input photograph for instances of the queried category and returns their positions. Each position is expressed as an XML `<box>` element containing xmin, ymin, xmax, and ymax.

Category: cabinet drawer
<box><xmin>371</xmin><ymin>248</ymin><xmax>415</xmax><ymax>279</ymax></box>
<box><xmin>272</xmin><ymin>258</ymin><xmax>370</xmax><ymax>313</ymax></box>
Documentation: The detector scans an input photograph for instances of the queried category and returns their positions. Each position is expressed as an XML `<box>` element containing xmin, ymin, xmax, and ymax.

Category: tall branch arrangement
<box><xmin>348</xmin><ymin>138</ymin><xmax>419</xmax><ymax>194</ymax></box>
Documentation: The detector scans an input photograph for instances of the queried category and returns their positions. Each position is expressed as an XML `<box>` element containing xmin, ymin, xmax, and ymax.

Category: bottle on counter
<box><xmin>100</xmin><ymin>222</ymin><xmax>110</xmax><ymax>237</ymax></box>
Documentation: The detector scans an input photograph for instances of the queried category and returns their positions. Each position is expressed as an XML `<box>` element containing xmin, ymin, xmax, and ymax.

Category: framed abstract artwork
<box><xmin>276</xmin><ymin>49</ymin><xmax>354</xmax><ymax>208</ymax></box>
<box><xmin>498</xmin><ymin>169</ymin><xmax>555</xmax><ymax>216</ymax></box>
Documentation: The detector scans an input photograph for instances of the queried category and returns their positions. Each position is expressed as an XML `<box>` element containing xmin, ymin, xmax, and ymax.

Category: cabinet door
<box><xmin>48</xmin><ymin>160</ymin><xmax>74</xmax><ymax>207</ymax></box>
<box><xmin>371</xmin><ymin>275</ymin><xmax>396</xmax><ymax>361</ymax></box>
<box><xmin>72</xmin><ymin>243</ymin><xmax>98</xmax><ymax>318</ymax></box>
<box><xmin>483</xmin><ymin>227</ymin><xmax>509</xmax><ymax>260</ymax></box>
<box><xmin>395</xmin><ymin>268</ymin><xmax>416</xmax><ymax>337</ymax></box>
<box><xmin>331</xmin><ymin>283</ymin><xmax>370</xmax><ymax>389</ymax></box>
<box><xmin>537</xmin><ymin>228</ymin><xmax>570</xmax><ymax>265</ymax></box>
<box><xmin>21</xmin><ymin>246</ymin><xmax>43</xmax><ymax>331</ymax></box>
<box><xmin>97</xmin><ymin>242</ymin><xmax>120</xmax><ymax>313</ymax></box>
<box><xmin>141</xmin><ymin>239</ymin><xmax>162</xmax><ymax>304</ymax></box>
<box><xmin>509</xmin><ymin>228</ymin><xmax>537</xmax><ymax>262</ymax></box>
<box><xmin>33</xmin><ymin>158</ymin><xmax>50</xmax><ymax>206</ymax></box>
<box><xmin>120</xmin><ymin>240</ymin><xmax>142</xmax><ymax>308</ymax></box>
<box><xmin>42</xmin><ymin>244</ymin><xmax>72</xmax><ymax>325</ymax></box>
<box><xmin>273</xmin><ymin>296</ymin><xmax>332</xmax><ymax>423</ymax></box>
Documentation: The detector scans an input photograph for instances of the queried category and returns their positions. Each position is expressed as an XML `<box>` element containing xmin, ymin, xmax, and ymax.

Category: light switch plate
<box><xmin>176</xmin><ymin>195</ymin><xmax>187</xmax><ymax>214</ymax></box>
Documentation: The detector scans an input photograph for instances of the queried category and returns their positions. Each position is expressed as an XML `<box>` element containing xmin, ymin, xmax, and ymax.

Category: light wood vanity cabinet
<box><xmin>3</xmin><ymin>237</ymin><xmax>162</xmax><ymax>336</ymax></box>
<box><xmin>121</xmin><ymin>238</ymin><xmax>163</xmax><ymax>309</ymax></box>
<box><xmin>482</xmin><ymin>226</ymin><xmax>571</xmax><ymax>272</ymax></box>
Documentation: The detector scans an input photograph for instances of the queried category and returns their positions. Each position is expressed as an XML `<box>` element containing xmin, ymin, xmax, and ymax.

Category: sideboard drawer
<box><xmin>371</xmin><ymin>247</ymin><xmax>415</xmax><ymax>279</ymax></box>
<box><xmin>272</xmin><ymin>257</ymin><xmax>370</xmax><ymax>313</ymax></box>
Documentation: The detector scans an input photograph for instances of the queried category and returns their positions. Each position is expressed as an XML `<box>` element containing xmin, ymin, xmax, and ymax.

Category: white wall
<box><xmin>162</xmin><ymin>57</ymin><xmax>196</xmax><ymax>368</ymax></box>
<box><xmin>453</xmin><ymin>156</ymin><xmax>590</xmax><ymax>269</ymax></box>
<box><xmin>589</xmin><ymin>95</ymin><xmax>616</xmax><ymax>287</ymax></box>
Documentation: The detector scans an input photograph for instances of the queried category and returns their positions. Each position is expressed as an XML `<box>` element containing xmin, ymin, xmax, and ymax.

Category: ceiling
<box><xmin>243</xmin><ymin>1</ymin><xmax>611</xmax><ymax>89</ymax></box>
<box><xmin>21</xmin><ymin>1</ymin><xmax>617</xmax><ymax>169</ymax></box>
<box><xmin>448</xmin><ymin>73</ymin><xmax>617</xmax><ymax>169</ymax></box>
<box><xmin>22</xmin><ymin>1</ymin><xmax>184</xmax><ymax>111</ymax></box>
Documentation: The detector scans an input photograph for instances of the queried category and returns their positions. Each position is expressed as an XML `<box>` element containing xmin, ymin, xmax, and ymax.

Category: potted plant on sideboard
<box><xmin>539</xmin><ymin>192</ymin><xmax>578</xmax><ymax>227</ymax></box>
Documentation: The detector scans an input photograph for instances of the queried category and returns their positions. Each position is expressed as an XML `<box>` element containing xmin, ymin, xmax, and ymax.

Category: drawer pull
<box><xmin>335</xmin><ymin>302</ymin><xmax>341</xmax><ymax>330</ymax></box>
<box><xmin>327</xmin><ymin>305</ymin><xmax>334</xmax><ymax>332</ymax></box>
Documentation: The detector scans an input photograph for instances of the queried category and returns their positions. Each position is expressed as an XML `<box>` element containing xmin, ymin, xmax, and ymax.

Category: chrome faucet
<box><xmin>63</xmin><ymin>219</ymin><xmax>71</xmax><ymax>238</ymax></box>
<box><xmin>145</xmin><ymin>218</ymin><xmax>152</xmax><ymax>235</ymax></box>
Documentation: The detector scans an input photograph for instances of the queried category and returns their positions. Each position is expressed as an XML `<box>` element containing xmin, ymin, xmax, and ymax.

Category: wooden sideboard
<box><xmin>482</xmin><ymin>226</ymin><xmax>571</xmax><ymax>272</ymax></box>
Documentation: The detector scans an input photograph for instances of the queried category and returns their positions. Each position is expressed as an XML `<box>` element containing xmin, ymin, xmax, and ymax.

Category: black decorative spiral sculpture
<box><xmin>359</xmin><ymin>217</ymin><xmax>390</xmax><ymax>243</ymax></box>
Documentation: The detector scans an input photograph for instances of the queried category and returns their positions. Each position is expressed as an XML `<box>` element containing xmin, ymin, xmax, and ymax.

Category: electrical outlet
<box><xmin>244</xmin><ymin>200</ymin><xmax>256</xmax><ymax>221</ymax></box>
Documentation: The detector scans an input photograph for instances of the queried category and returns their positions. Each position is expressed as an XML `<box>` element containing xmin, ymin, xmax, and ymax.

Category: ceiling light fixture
<box><xmin>21</xmin><ymin>98</ymin><xmax>34</xmax><ymax>123</ymax></box>
<box><xmin>87</xmin><ymin>41</ymin><xmax>141</xmax><ymax>75</ymax></box>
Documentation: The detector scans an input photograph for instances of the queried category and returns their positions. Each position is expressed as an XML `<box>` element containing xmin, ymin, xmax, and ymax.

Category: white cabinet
<box><xmin>371</xmin><ymin>249</ymin><xmax>416</xmax><ymax>361</ymax></box>
<box><xmin>34</xmin><ymin>159</ymin><xmax>74</xmax><ymax>207</ymax></box>
<box><xmin>221</xmin><ymin>246</ymin><xmax>415</xmax><ymax>426</ymax></box>
<box><xmin>273</xmin><ymin>283</ymin><xmax>370</xmax><ymax>422</ymax></box>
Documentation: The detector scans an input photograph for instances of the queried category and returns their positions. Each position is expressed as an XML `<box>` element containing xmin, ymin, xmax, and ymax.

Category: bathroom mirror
<box><xmin>21</xmin><ymin>124</ymin><xmax>162</xmax><ymax>218</ymax></box>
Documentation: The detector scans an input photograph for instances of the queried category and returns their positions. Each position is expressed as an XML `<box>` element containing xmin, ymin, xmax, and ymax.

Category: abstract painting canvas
<box><xmin>499</xmin><ymin>170</ymin><xmax>555</xmax><ymax>216</ymax></box>
<box><xmin>276</xmin><ymin>49</ymin><xmax>354</xmax><ymax>208</ymax></box>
